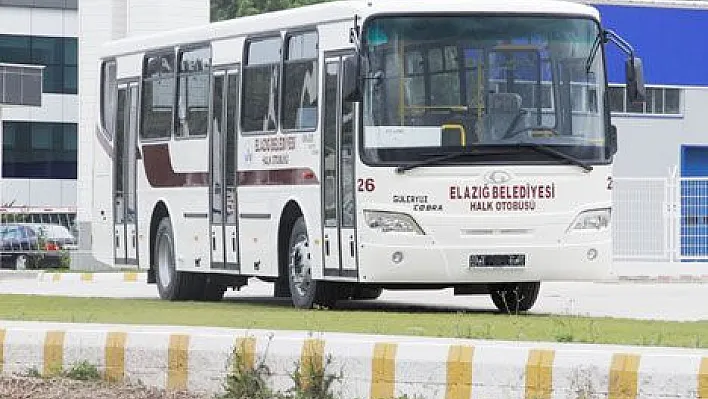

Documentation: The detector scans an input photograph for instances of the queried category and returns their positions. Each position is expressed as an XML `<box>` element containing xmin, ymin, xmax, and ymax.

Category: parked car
<box><xmin>0</xmin><ymin>223</ymin><xmax>77</xmax><ymax>270</ymax></box>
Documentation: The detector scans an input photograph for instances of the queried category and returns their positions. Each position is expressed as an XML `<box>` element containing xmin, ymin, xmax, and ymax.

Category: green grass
<box><xmin>0</xmin><ymin>294</ymin><xmax>705</xmax><ymax>348</ymax></box>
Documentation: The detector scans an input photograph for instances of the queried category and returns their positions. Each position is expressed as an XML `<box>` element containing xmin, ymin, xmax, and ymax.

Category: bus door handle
<box><xmin>324</xmin><ymin>236</ymin><xmax>330</xmax><ymax>256</ymax></box>
<box><xmin>349</xmin><ymin>238</ymin><xmax>355</xmax><ymax>257</ymax></box>
<box><xmin>211</xmin><ymin>233</ymin><xmax>216</xmax><ymax>251</ymax></box>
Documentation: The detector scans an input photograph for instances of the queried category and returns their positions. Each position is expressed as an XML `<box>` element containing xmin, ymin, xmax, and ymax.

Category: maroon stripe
<box><xmin>238</xmin><ymin>168</ymin><xmax>319</xmax><ymax>186</ymax></box>
<box><xmin>141</xmin><ymin>143</ymin><xmax>209</xmax><ymax>188</ymax></box>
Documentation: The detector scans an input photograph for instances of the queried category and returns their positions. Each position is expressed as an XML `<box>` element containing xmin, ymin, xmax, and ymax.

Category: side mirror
<box><xmin>625</xmin><ymin>57</ymin><xmax>645</xmax><ymax>104</ymax></box>
<box><xmin>342</xmin><ymin>54</ymin><xmax>362</xmax><ymax>103</ymax></box>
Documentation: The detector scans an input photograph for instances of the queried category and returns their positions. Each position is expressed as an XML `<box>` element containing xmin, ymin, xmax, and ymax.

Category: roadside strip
<box><xmin>0</xmin><ymin>323</ymin><xmax>705</xmax><ymax>398</ymax></box>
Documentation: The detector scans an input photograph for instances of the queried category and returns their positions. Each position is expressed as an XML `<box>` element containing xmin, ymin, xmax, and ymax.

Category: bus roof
<box><xmin>101</xmin><ymin>0</ymin><xmax>600</xmax><ymax>58</ymax></box>
<box><xmin>583</xmin><ymin>0</ymin><xmax>708</xmax><ymax>9</ymax></box>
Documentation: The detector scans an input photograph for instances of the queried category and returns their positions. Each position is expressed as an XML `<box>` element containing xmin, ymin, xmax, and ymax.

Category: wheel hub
<box><xmin>157</xmin><ymin>232</ymin><xmax>173</xmax><ymax>288</ymax></box>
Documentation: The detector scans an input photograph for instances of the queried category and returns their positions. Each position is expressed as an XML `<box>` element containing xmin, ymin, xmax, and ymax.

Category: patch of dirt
<box><xmin>0</xmin><ymin>376</ymin><xmax>213</xmax><ymax>399</ymax></box>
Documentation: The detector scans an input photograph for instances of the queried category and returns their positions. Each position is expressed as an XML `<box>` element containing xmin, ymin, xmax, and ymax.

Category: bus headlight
<box><xmin>568</xmin><ymin>208</ymin><xmax>611</xmax><ymax>232</ymax></box>
<box><xmin>363</xmin><ymin>210</ymin><xmax>425</xmax><ymax>235</ymax></box>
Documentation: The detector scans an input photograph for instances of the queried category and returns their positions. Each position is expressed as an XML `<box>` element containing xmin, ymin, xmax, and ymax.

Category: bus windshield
<box><xmin>361</xmin><ymin>15</ymin><xmax>607</xmax><ymax>166</ymax></box>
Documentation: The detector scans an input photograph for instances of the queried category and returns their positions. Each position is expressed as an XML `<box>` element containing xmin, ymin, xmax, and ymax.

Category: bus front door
<box><xmin>322</xmin><ymin>55</ymin><xmax>358</xmax><ymax>279</ymax></box>
<box><xmin>114</xmin><ymin>82</ymin><xmax>139</xmax><ymax>266</ymax></box>
<box><xmin>210</xmin><ymin>69</ymin><xmax>240</xmax><ymax>270</ymax></box>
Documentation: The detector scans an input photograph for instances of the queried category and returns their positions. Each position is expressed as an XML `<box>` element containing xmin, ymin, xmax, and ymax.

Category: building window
<box><xmin>0</xmin><ymin>35</ymin><xmax>78</xmax><ymax>95</ymax></box>
<box><xmin>2</xmin><ymin>122</ymin><xmax>77</xmax><ymax>179</ymax></box>
<box><xmin>608</xmin><ymin>85</ymin><xmax>682</xmax><ymax>115</ymax></box>
<box><xmin>141</xmin><ymin>52</ymin><xmax>175</xmax><ymax>140</ymax></box>
<box><xmin>175</xmin><ymin>46</ymin><xmax>211</xmax><ymax>138</ymax></box>
<box><xmin>282</xmin><ymin>31</ymin><xmax>318</xmax><ymax>131</ymax></box>
<box><xmin>242</xmin><ymin>37</ymin><xmax>281</xmax><ymax>134</ymax></box>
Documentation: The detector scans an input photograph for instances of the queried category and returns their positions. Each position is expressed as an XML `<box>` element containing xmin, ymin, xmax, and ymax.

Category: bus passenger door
<box><xmin>322</xmin><ymin>55</ymin><xmax>358</xmax><ymax>279</ymax></box>
<box><xmin>114</xmin><ymin>81</ymin><xmax>139</xmax><ymax>266</ymax></box>
<box><xmin>210</xmin><ymin>69</ymin><xmax>240</xmax><ymax>270</ymax></box>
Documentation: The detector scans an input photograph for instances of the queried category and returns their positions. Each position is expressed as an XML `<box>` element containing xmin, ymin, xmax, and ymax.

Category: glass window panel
<box><xmin>140</xmin><ymin>77</ymin><xmax>174</xmax><ymax>139</ymax></box>
<box><xmin>211</xmin><ymin>74</ymin><xmax>224</xmax><ymax>224</ymax></box>
<box><xmin>287</xmin><ymin>32</ymin><xmax>317</xmax><ymax>60</ymax></box>
<box><xmin>405</xmin><ymin>50</ymin><xmax>424</xmax><ymax>75</ymax></box>
<box><xmin>63</xmin><ymin>124</ymin><xmax>77</xmax><ymax>151</ymax></box>
<box><xmin>282</xmin><ymin>59</ymin><xmax>318</xmax><ymax>130</ymax></box>
<box><xmin>247</xmin><ymin>37</ymin><xmax>281</xmax><ymax>65</ymax></box>
<box><xmin>341</xmin><ymin>70</ymin><xmax>355</xmax><ymax>228</ymax></box>
<box><xmin>42</xmin><ymin>64</ymin><xmax>63</xmax><ymax>94</ymax></box>
<box><xmin>323</xmin><ymin>61</ymin><xmax>338</xmax><ymax>227</ymax></box>
<box><xmin>176</xmin><ymin>73</ymin><xmax>209</xmax><ymax>137</ymax></box>
<box><xmin>64</xmin><ymin>37</ymin><xmax>77</xmax><ymax>66</ymax></box>
<box><xmin>664</xmin><ymin>88</ymin><xmax>681</xmax><ymax>114</ymax></box>
<box><xmin>428</xmin><ymin>48</ymin><xmax>443</xmax><ymax>73</ymax></box>
<box><xmin>180</xmin><ymin>46</ymin><xmax>211</xmax><ymax>73</ymax></box>
<box><xmin>626</xmin><ymin>87</ymin><xmax>644</xmax><ymax>113</ymax></box>
<box><xmin>31</xmin><ymin>124</ymin><xmax>52</xmax><ymax>150</ymax></box>
<box><xmin>30</xmin><ymin>36</ymin><xmax>63</xmax><ymax>65</ymax></box>
<box><xmin>241</xmin><ymin>64</ymin><xmax>279</xmax><ymax>133</ymax></box>
<box><xmin>101</xmin><ymin>61</ymin><xmax>117</xmax><ymax>139</ymax></box>
<box><xmin>63</xmin><ymin>65</ymin><xmax>77</xmax><ymax>94</ymax></box>
<box><xmin>0</xmin><ymin>36</ymin><xmax>31</xmax><ymax>64</ymax></box>
<box><xmin>608</xmin><ymin>86</ymin><xmax>624</xmax><ymax>113</ymax></box>
<box><xmin>443</xmin><ymin>46</ymin><xmax>458</xmax><ymax>71</ymax></box>
<box><xmin>225</xmin><ymin>72</ymin><xmax>239</xmax><ymax>225</ymax></box>
<box><xmin>653</xmin><ymin>87</ymin><xmax>664</xmax><ymax>114</ymax></box>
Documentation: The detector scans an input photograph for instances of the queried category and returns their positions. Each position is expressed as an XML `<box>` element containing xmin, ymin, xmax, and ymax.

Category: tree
<box><xmin>211</xmin><ymin>0</ymin><xmax>332</xmax><ymax>22</ymax></box>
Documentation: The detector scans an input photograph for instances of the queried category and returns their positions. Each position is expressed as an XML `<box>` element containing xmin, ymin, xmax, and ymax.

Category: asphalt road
<box><xmin>0</xmin><ymin>275</ymin><xmax>705</xmax><ymax>321</ymax></box>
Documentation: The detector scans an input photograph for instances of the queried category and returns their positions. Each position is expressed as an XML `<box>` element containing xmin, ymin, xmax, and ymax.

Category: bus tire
<box><xmin>154</xmin><ymin>217</ymin><xmax>200</xmax><ymax>301</ymax></box>
<box><xmin>287</xmin><ymin>216</ymin><xmax>335</xmax><ymax>309</ymax></box>
<box><xmin>490</xmin><ymin>282</ymin><xmax>540</xmax><ymax>313</ymax></box>
<box><xmin>202</xmin><ymin>278</ymin><xmax>226</xmax><ymax>302</ymax></box>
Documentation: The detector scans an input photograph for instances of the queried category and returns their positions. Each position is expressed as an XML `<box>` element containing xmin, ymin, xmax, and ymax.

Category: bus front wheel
<box><xmin>287</xmin><ymin>216</ymin><xmax>335</xmax><ymax>309</ymax></box>
<box><xmin>489</xmin><ymin>282</ymin><xmax>540</xmax><ymax>313</ymax></box>
<box><xmin>154</xmin><ymin>217</ymin><xmax>201</xmax><ymax>300</ymax></box>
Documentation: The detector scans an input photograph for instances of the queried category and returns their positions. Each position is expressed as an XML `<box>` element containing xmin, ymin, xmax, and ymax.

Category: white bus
<box><xmin>92</xmin><ymin>0</ymin><xmax>644</xmax><ymax>311</ymax></box>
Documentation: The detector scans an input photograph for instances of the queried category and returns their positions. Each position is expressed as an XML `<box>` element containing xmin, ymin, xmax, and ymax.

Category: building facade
<box><xmin>0</xmin><ymin>0</ymin><xmax>78</xmax><ymax>208</ymax></box>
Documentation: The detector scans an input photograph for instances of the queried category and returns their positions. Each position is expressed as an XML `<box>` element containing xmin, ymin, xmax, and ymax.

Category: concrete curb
<box><xmin>0</xmin><ymin>270</ymin><xmax>41</xmax><ymax>281</ymax></box>
<box><xmin>617</xmin><ymin>274</ymin><xmax>708</xmax><ymax>283</ymax></box>
<box><xmin>0</xmin><ymin>324</ymin><xmax>705</xmax><ymax>398</ymax></box>
<box><xmin>35</xmin><ymin>271</ymin><xmax>147</xmax><ymax>283</ymax></box>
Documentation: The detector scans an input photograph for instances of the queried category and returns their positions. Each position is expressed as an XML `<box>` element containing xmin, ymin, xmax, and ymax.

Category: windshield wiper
<box><xmin>395</xmin><ymin>144</ymin><xmax>593</xmax><ymax>174</ymax></box>
<box><xmin>395</xmin><ymin>150</ymin><xmax>484</xmax><ymax>174</ymax></box>
<box><xmin>515</xmin><ymin>143</ymin><xmax>593</xmax><ymax>172</ymax></box>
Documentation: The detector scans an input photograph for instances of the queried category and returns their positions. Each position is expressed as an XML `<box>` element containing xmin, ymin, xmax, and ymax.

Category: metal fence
<box><xmin>612</xmin><ymin>176</ymin><xmax>708</xmax><ymax>262</ymax></box>
<box><xmin>0</xmin><ymin>207</ymin><xmax>77</xmax><ymax>270</ymax></box>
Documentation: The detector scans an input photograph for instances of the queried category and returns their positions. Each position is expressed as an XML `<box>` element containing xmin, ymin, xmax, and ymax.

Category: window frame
<box><xmin>174</xmin><ymin>43</ymin><xmax>213</xmax><ymax>140</ymax></box>
<box><xmin>608</xmin><ymin>84</ymin><xmax>683</xmax><ymax>117</ymax></box>
<box><xmin>139</xmin><ymin>48</ymin><xmax>177</xmax><ymax>142</ymax></box>
<box><xmin>280</xmin><ymin>28</ymin><xmax>320</xmax><ymax>134</ymax></box>
<box><xmin>100</xmin><ymin>59</ymin><xmax>117</xmax><ymax>141</ymax></box>
<box><xmin>240</xmin><ymin>34</ymin><xmax>283</xmax><ymax>136</ymax></box>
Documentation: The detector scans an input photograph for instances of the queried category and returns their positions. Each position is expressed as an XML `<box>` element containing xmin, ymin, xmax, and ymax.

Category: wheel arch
<box><xmin>148</xmin><ymin>200</ymin><xmax>170</xmax><ymax>284</ymax></box>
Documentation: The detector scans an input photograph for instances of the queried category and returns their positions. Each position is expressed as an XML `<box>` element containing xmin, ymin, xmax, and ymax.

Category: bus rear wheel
<box><xmin>489</xmin><ymin>282</ymin><xmax>540</xmax><ymax>313</ymax></box>
<box><xmin>287</xmin><ymin>216</ymin><xmax>335</xmax><ymax>309</ymax></box>
<box><xmin>154</xmin><ymin>217</ymin><xmax>202</xmax><ymax>301</ymax></box>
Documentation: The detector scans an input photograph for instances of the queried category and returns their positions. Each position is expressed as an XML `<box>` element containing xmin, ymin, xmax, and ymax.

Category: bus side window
<box><xmin>242</xmin><ymin>37</ymin><xmax>281</xmax><ymax>134</ymax></box>
<box><xmin>176</xmin><ymin>46</ymin><xmax>211</xmax><ymax>138</ymax></box>
<box><xmin>282</xmin><ymin>31</ymin><xmax>319</xmax><ymax>131</ymax></box>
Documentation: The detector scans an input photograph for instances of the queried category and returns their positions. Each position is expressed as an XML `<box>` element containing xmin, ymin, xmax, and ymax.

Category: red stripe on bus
<box><xmin>238</xmin><ymin>168</ymin><xmax>319</xmax><ymax>186</ymax></box>
<box><xmin>141</xmin><ymin>144</ymin><xmax>209</xmax><ymax>188</ymax></box>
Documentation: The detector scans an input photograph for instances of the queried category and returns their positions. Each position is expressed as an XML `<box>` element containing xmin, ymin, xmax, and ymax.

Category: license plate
<box><xmin>469</xmin><ymin>254</ymin><xmax>526</xmax><ymax>268</ymax></box>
